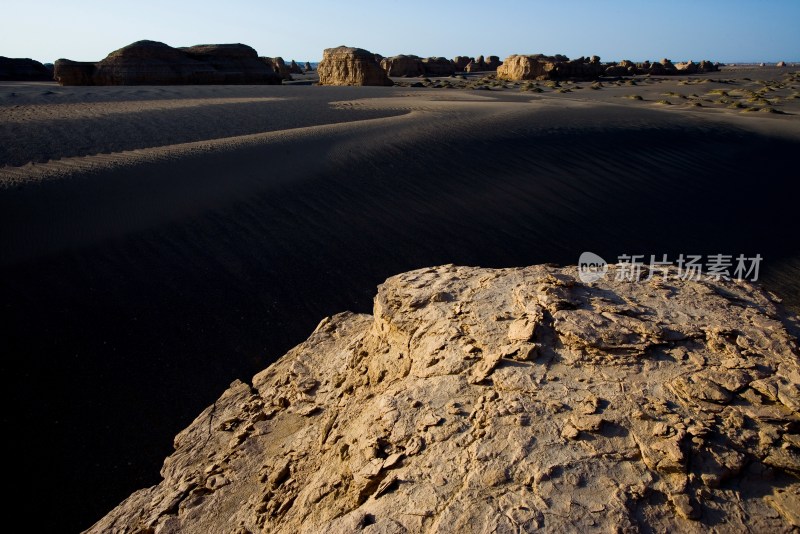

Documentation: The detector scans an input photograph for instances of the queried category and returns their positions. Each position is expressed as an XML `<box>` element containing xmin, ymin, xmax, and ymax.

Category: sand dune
<box><xmin>1</xmin><ymin>72</ymin><xmax>798</xmax><ymax>531</ymax></box>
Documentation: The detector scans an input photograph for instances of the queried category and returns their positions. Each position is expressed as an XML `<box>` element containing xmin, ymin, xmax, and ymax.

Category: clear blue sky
<box><xmin>2</xmin><ymin>0</ymin><xmax>798</xmax><ymax>64</ymax></box>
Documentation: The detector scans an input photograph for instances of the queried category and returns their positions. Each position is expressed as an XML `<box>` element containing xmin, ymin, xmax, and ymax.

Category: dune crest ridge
<box><xmin>88</xmin><ymin>264</ymin><xmax>800</xmax><ymax>533</ymax></box>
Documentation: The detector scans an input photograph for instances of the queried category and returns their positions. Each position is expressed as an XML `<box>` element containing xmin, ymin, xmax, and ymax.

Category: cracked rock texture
<box><xmin>88</xmin><ymin>264</ymin><xmax>800</xmax><ymax>533</ymax></box>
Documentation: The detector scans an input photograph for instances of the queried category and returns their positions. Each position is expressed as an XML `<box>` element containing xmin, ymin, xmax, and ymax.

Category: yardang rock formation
<box><xmin>496</xmin><ymin>54</ymin><xmax>718</xmax><ymax>81</ymax></box>
<box><xmin>89</xmin><ymin>264</ymin><xmax>800</xmax><ymax>533</ymax></box>
<box><xmin>317</xmin><ymin>46</ymin><xmax>393</xmax><ymax>87</ymax></box>
<box><xmin>53</xmin><ymin>40</ymin><xmax>282</xmax><ymax>86</ymax></box>
<box><xmin>0</xmin><ymin>56</ymin><xmax>52</xmax><ymax>81</ymax></box>
<box><xmin>496</xmin><ymin>55</ymin><xmax>605</xmax><ymax>81</ymax></box>
<box><xmin>381</xmin><ymin>55</ymin><xmax>425</xmax><ymax>78</ymax></box>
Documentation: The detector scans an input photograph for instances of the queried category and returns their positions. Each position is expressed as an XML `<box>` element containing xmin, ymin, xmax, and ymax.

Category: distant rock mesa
<box><xmin>420</xmin><ymin>57</ymin><xmax>455</xmax><ymax>77</ymax></box>
<box><xmin>381</xmin><ymin>55</ymin><xmax>425</xmax><ymax>78</ymax></box>
<box><xmin>497</xmin><ymin>54</ymin><xmax>605</xmax><ymax>81</ymax></box>
<box><xmin>54</xmin><ymin>40</ymin><xmax>282</xmax><ymax>86</ymax></box>
<box><xmin>89</xmin><ymin>264</ymin><xmax>800</xmax><ymax>533</ymax></box>
<box><xmin>262</xmin><ymin>56</ymin><xmax>292</xmax><ymax>81</ymax></box>
<box><xmin>380</xmin><ymin>55</ymin><xmax>456</xmax><ymax>78</ymax></box>
<box><xmin>0</xmin><ymin>56</ymin><xmax>52</xmax><ymax>81</ymax></box>
<box><xmin>453</xmin><ymin>56</ymin><xmax>472</xmax><ymax>71</ymax></box>
<box><xmin>317</xmin><ymin>46</ymin><xmax>393</xmax><ymax>86</ymax></box>
<box><xmin>497</xmin><ymin>54</ymin><xmax>718</xmax><ymax>80</ymax></box>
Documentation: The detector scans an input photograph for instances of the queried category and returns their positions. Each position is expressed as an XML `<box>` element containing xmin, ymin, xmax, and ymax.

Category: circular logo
<box><xmin>578</xmin><ymin>251</ymin><xmax>608</xmax><ymax>283</ymax></box>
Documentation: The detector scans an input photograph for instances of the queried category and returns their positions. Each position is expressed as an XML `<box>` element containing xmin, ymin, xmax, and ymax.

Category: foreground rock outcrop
<box><xmin>0</xmin><ymin>56</ymin><xmax>52</xmax><ymax>81</ymax></box>
<box><xmin>54</xmin><ymin>40</ymin><xmax>282</xmax><ymax>85</ymax></box>
<box><xmin>89</xmin><ymin>264</ymin><xmax>800</xmax><ymax>532</ymax></box>
<box><xmin>317</xmin><ymin>46</ymin><xmax>393</xmax><ymax>86</ymax></box>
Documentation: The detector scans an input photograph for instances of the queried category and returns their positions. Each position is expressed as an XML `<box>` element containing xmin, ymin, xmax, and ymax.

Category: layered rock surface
<box><xmin>88</xmin><ymin>264</ymin><xmax>800</xmax><ymax>533</ymax></box>
<box><xmin>54</xmin><ymin>40</ymin><xmax>282</xmax><ymax>85</ymax></box>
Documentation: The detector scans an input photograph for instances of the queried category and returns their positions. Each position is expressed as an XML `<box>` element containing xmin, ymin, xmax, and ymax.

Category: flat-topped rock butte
<box><xmin>90</xmin><ymin>264</ymin><xmax>800</xmax><ymax>533</ymax></box>
<box><xmin>53</xmin><ymin>40</ymin><xmax>283</xmax><ymax>86</ymax></box>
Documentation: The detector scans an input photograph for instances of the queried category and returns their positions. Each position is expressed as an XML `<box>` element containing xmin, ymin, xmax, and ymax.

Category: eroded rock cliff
<box><xmin>89</xmin><ymin>264</ymin><xmax>800</xmax><ymax>533</ymax></box>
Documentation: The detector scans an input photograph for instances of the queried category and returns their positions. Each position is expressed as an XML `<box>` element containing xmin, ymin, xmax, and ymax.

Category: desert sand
<box><xmin>1</xmin><ymin>67</ymin><xmax>799</xmax><ymax>531</ymax></box>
